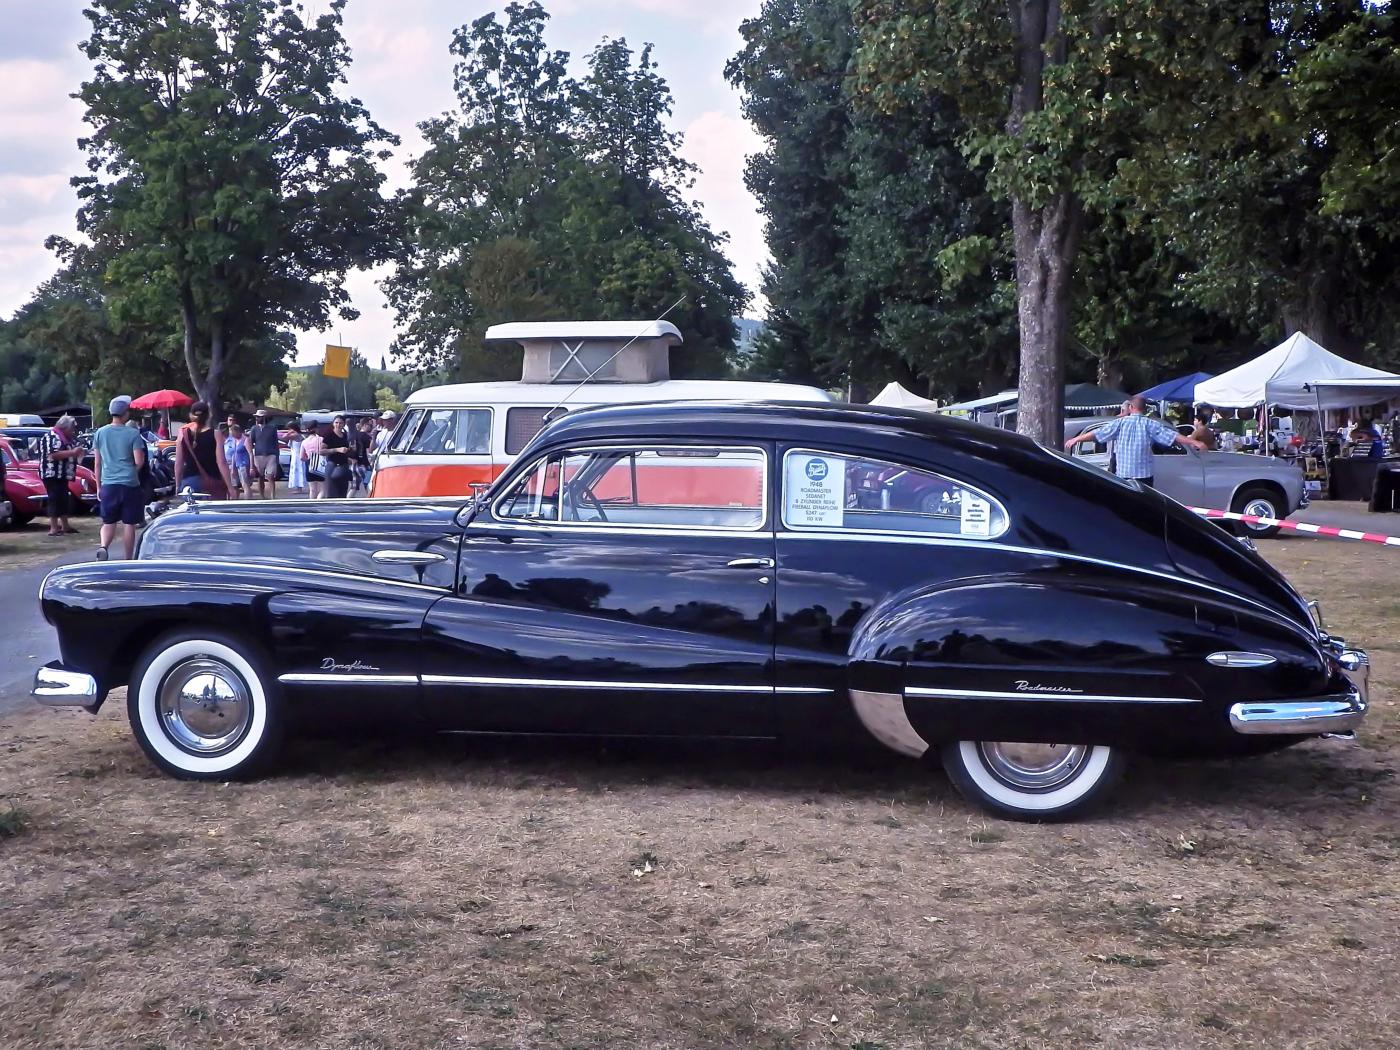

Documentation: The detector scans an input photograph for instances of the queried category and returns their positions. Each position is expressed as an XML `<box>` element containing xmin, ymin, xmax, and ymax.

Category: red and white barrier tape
<box><xmin>1189</xmin><ymin>506</ymin><xmax>1400</xmax><ymax>546</ymax></box>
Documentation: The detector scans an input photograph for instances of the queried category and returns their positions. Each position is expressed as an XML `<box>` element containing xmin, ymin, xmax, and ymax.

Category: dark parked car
<box><xmin>32</xmin><ymin>402</ymin><xmax>1369</xmax><ymax>820</ymax></box>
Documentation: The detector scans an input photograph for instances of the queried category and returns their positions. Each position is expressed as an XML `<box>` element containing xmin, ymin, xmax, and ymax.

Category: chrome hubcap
<box><xmin>157</xmin><ymin>658</ymin><xmax>251</xmax><ymax>754</ymax></box>
<box><xmin>1241</xmin><ymin>498</ymin><xmax>1276</xmax><ymax>532</ymax></box>
<box><xmin>978</xmin><ymin>742</ymin><xmax>1089</xmax><ymax>791</ymax></box>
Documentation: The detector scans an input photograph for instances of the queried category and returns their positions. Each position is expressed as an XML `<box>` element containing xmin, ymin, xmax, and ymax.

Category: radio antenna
<box><xmin>544</xmin><ymin>295</ymin><xmax>688</xmax><ymax>420</ymax></box>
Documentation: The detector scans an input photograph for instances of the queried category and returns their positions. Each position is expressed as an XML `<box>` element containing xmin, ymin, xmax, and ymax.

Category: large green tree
<box><xmin>728</xmin><ymin>0</ymin><xmax>1020</xmax><ymax>399</ymax></box>
<box><xmin>71</xmin><ymin>0</ymin><xmax>397</xmax><ymax>409</ymax></box>
<box><xmin>1116</xmin><ymin>4</ymin><xmax>1400</xmax><ymax>362</ymax></box>
<box><xmin>387</xmin><ymin>2</ymin><xmax>745</xmax><ymax>380</ymax></box>
<box><xmin>853</xmin><ymin>0</ymin><xmax>1257</xmax><ymax>439</ymax></box>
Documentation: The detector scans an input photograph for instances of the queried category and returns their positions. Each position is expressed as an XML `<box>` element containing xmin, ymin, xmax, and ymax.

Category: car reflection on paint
<box><xmin>32</xmin><ymin>401</ymin><xmax>1369</xmax><ymax>821</ymax></box>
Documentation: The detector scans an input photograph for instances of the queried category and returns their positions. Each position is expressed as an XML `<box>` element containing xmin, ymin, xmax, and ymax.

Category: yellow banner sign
<box><xmin>323</xmin><ymin>344</ymin><xmax>351</xmax><ymax>379</ymax></box>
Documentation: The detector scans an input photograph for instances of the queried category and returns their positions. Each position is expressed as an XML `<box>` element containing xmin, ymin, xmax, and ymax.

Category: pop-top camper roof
<box><xmin>484</xmin><ymin>320</ymin><xmax>684</xmax><ymax>384</ymax></box>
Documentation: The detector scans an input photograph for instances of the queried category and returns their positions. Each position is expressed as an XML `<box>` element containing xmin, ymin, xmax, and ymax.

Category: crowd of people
<box><xmin>162</xmin><ymin>404</ymin><xmax>399</xmax><ymax>502</ymax></box>
<box><xmin>76</xmin><ymin>395</ymin><xmax>402</xmax><ymax>559</ymax></box>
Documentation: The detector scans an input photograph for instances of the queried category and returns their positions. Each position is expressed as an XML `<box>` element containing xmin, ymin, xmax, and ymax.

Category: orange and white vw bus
<box><xmin>370</xmin><ymin>321</ymin><xmax>833</xmax><ymax>498</ymax></box>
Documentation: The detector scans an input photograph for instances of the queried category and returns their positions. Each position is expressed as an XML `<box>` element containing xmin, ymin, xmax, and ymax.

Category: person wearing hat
<box><xmin>92</xmin><ymin>395</ymin><xmax>147</xmax><ymax>560</ymax></box>
<box><xmin>372</xmin><ymin>410</ymin><xmax>397</xmax><ymax>458</ymax></box>
<box><xmin>38</xmin><ymin>415</ymin><xmax>84</xmax><ymax>537</ymax></box>
<box><xmin>248</xmin><ymin>408</ymin><xmax>282</xmax><ymax>499</ymax></box>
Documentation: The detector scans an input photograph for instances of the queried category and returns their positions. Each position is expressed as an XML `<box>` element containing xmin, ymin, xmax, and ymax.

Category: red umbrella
<box><xmin>130</xmin><ymin>389</ymin><xmax>194</xmax><ymax>410</ymax></box>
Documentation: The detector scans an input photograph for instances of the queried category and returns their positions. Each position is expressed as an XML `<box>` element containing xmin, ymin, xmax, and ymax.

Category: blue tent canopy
<box><xmin>1138</xmin><ymin>372</ymin><xmax>1213</xmax><ymax>403</ymax></box>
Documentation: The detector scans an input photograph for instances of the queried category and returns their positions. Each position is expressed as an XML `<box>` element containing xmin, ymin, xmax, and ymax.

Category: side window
<box><xmin>495</xmin><ymin>446</ymin><xmax>767</xmax><ymax>530</ymax></box>
<box><xmin>782</xmin><ymin>450</ymin><xmax>1009</xmax><ymax>539</ymax></box>
<box><xmin>496</xmin><ymin>455</ymin><xmax>563</xmax><ymax>520</ymax></box>
<box><xmin>387</xmin><ymin>409</ymin><xmax>425</xmax><ymax>453</ymax></box>
<box><xmin>406</xmin><ymin>409</ymin><xmax>491</xmax><ymax>455</ymax></box>
<box><xmin>505</xmin><ymin>407</ymin><xmax>557</xmax><ymax>455</ymax></box>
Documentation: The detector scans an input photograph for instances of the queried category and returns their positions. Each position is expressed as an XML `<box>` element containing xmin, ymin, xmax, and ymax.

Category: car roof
<box><xmin>529</xmin><ymin>399</ymin><xmax>1042</xmax><ymax>458</ymax></box>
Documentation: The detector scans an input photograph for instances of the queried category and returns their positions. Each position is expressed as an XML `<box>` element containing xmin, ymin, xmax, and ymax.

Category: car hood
<box><xmin>139</xmin><ymin>498</ymin><xmax>468</xmax><ymax>591</ymax></box>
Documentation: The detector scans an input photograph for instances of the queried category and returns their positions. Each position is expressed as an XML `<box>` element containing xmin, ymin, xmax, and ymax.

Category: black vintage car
<box><xmin>33</xmin><ymin>402</ymin><xmax>1369</xmax><ymax>820</ymax></box>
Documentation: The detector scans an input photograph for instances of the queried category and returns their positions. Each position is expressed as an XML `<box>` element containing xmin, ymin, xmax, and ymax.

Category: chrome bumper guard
<box><xmin>33</xmin><ymin>664</ymin><xmax>99</xmax><ymax>709</ymax></box>
<box><xmin>1229</xmin><ymin>642</ymin><xmax>1370</xmax><ymax>736</ymax></box>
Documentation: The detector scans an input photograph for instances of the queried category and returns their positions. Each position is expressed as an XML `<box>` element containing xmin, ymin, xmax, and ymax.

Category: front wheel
<box><xmin>940</xmin><ymin>740</ymin><xmax>1125</xmax><ymax>822</ymax></box>
<box><xmin>127</xmin><ymin>629</ymin><xmax>284</xmax><ymax>780</ymax></box>
<box><xmin>1231</xmin><ymin>486</ymin><xmax>1284</xmax><ymax>538</ymax></box>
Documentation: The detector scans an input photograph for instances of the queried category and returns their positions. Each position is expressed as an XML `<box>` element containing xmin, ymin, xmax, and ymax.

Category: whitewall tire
<box><xmin>127</xmin><ymin>629</ymin><xmax>284</xmax><ymax>780</ymax></box>
<box><xmin>940</xmin><ymin>740</ymin><xmax>1124</xmax><ymax>822</ymax></box>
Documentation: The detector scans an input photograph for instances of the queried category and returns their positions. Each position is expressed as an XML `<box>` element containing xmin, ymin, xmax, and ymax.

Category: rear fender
<box><xmin>847</xmin><ymin>569</ymin><xmax>1330</xmax><ymax>753</ymax></box>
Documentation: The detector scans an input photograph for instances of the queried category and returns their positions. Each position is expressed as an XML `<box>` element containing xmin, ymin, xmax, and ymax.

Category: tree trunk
<box><xmin>1006</xmin><ymin>0</ymin><xmax>1082</xmax><ymax>444</ymax></box>
<box><xmin>179</xmin><ymin>282</ymin><xmax>202</xmax><ymax>405</ymax></box>
<box><xmin>202</xmin><ymin>317</ymin><xmax>226</xmax><ymax>410</ymax></box>
<box><xmin>1281</xmin><ymin>270</ymin><xmax>1359</xmax><ymax>357</ymax></box>
<box><xmin>1011</xmin><ymin>192</ymin><xmax>1081</xmax><ymax>443</ymax></box>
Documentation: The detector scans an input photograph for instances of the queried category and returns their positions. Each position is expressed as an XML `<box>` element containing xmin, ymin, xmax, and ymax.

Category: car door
<box><xmin>1151</xmin><ymin>443</ymin><xmax>1205</xmax><ymax>506</ymax></box>
<box><xmin>420</xmin><ymin>442</ymin><xmax>778</xmax><ymax>737</ymax></box>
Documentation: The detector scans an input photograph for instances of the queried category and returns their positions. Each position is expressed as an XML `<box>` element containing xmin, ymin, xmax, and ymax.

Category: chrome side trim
<box><xmin>278</xmin><ymin>673</ymin><xmax>418</xmax><ymax>685</ymax></box>
<box><xmin>371</xmin><ymin>549</ymin><xmax>446</xmax><ymax>566</ymax></box>
<box><xmin>1229</xmin><ymin>693</ymin><xmax>1366</xmax><ymax>735</ymax></box>
<box><xmin>905</xmin><ymin>685</ymin><xmax>1198</xmax><ymax>704</ymax></box>
<box><xmin>422</xmin><ymin>675</ymin><xmax>828</xmax><ymax>695</ymax></box>
<box><xmin>44</xmin><ymin>559</ymin><xmax>446</xmax><ymax>596</ymax></box>
<box><xmin>1206</xmin><ymin>651</ymin><xmax>1277</xmax><ymax>669</ymax></box>
<box><xmin>850</xmin><ymin>688</ymin><xmax>928</xmax><ymax>758</ymax></box>
<box><xmin>33</xmin><ymin>666</ymin><xmax>98</xmax><ymax>706</ymax></box>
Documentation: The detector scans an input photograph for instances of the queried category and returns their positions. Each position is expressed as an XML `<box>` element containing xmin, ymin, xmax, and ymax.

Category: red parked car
<box><xmin>0</xmin><ymin>435</ymin><xmax>99</xmax><ymax>527</ymax></box>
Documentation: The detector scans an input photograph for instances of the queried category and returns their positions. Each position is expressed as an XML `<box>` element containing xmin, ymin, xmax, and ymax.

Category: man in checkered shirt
<box><xmin>1064</xmin><ymin>395</ymin><xmax>1206</xmax><ymax>488</ymax></box>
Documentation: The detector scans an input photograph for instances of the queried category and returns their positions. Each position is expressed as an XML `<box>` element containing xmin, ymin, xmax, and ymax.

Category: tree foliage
<box><xmin>387</xmin><ymin>2</ymin><xmax>746</xmax><ymax>381</ymax></box>
<box><xmin>1115</xmin><ymin>4</ymin><xmax>1400</xmax><ymax>362</ymax></box>
<box><xmin>71</xmin><ymin>0</ymin><xmax>397</xmax><ymax>409</ymax></box>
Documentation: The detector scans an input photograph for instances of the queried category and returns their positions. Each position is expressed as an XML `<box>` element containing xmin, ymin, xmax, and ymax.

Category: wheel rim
<box><xmin>1241</xmin><ymin>497</ymin><xmax>1277</xmax><ymax>532</ymax></box>
<box><xmin>157</xmin><ymin>657</ymin><xmax>252</xmax><ymax>754</ymax></box>
<box><xmin>977</xmin><ymin>742</ymin><xmax>1090</xmax><ymax>792</ymax></box>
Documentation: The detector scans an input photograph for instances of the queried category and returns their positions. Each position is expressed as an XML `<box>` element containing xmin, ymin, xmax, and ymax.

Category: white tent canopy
<box><xmin>1194</xmin><ymin>332</ymin><xmax>1399</xmax><ymax>410</ymax></box>
<box><xmin>1308</xmin><ymin>377</ymin><xmax>1400</xmax><ymax>404</ymax></box>
<box><xmin>870</xmin><ymin>382</ymin><xmax>941</xmax><ymax>412</ymax></box>
<box><xmin>937</xmin><ymin>389</ymin><xmax>1018</xmax><ymax>414</ymax></box>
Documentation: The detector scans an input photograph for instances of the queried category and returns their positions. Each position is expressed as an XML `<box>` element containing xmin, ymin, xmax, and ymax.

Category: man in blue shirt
<box><xmin>1065</xmin><ymin>396</ymin><xmax>1205</xmax><ymax>487</ymax></box>
<box><xmin>248</xmin><ymin>409</ymin><xmax>282</xmax><ymax>499</ymax></box>
<box><xmin>93</xmin><ymin>395</ymin><xmax>147</xmax><ymax>560</ymax></box>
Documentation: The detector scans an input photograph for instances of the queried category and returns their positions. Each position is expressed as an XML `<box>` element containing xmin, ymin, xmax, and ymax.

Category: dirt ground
<box><xmin>0</xmin><ymin>518</ymin><xmax>97</xmax><ymax>570</ymax></box>
<box><xmin>1</xmin><ymin>535</ymin><xmax>1397</xmax><ymax>1049</ymax></box>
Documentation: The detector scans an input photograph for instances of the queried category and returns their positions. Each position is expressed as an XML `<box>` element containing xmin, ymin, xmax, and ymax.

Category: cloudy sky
<box><xmin>0</xmin><ymin>0</ymin><xmax>765</xmax><ymax>367</ymax></box>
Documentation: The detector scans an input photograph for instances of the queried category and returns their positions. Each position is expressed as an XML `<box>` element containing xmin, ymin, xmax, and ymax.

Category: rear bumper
<box><xmin>1229</xmin><ymin>645</ymin><xmax>1369</xmax><ymax>735</ymax></box>
<box><xmin>33</xmin><ymin>662</ymin><xmax>101</xmax><ymax>712</ymax></box>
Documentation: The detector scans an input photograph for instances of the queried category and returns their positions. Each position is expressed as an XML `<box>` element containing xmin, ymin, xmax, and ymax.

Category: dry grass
<box><xmin>2</xmin><ymin>536</ymin><xmax>1398</xmax><ymax>1048</ymax></box>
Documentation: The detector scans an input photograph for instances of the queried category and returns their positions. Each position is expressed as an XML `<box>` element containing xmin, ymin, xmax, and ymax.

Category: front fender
<box><xmin>847</xmin><ymin>568</ymin><xmax>1331</xmax><ymax>753</ymax></box>
<box><xmin>40</xmin><ymin>560</ymin><xmax>441</xmax><ymax>713</ymax></box>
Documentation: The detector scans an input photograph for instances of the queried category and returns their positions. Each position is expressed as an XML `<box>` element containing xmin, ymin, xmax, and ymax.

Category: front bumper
<box><xmin>1229</xmin><ymin>643</ymin><xmax>1369</xmax><ymax>735</ymax></box>
<box><xmin>33</xmin><ymin>662</ymin><xmax>100</xmax><ymax>712</ymax></box>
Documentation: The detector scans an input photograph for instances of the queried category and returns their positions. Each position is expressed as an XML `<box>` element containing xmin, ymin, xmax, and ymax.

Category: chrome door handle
<box><xmin>726</xmin><ymin>557</ymin><xmax>775</xmax><ymax>569</ymax></box>
<box><xmin>372</xmin><ymin>550</ymin><xmax>446</xmax><ymax>566</ymax></box>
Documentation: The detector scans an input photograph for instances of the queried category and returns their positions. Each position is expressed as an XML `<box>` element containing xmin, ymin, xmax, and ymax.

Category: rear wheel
<box><xmin>127</xmin><ymin>629</ymin><xmax>284</xmax><ymax>780</ymax></box>
<box><xmin>940</xmin><ymin>740</ymin><xmax>1125</xmax><ymax>822</ymax></box>
<box><xmin>1231</xmin><ymin>486</ymin><xmax>1284</xmax><ymax>538</ymax></box>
